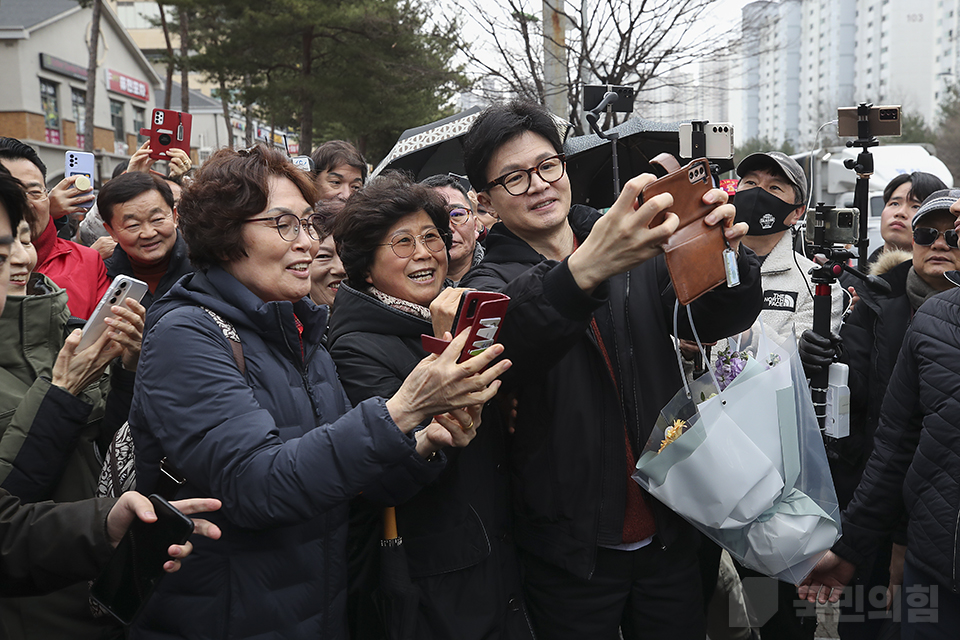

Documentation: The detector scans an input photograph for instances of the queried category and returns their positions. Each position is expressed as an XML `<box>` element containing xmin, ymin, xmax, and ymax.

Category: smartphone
<box><xmin>65</xmin><ymin>151</ymin><xmax>96</xmax><ymax>210</ymax></box>
<box><xmin>421</xmin><ymin>291</ymin><xmax>510</xmax><ymax>363</ymax></box>
<box><xmin>139</xmin><ymin>109</ymin><xmax>193</xmax><ymax>161</ymax></box>
<box><xmin>678</xmin><ymin>123</ymin><xmax>735</xmax><ymax>160</ymax></box>
<box><xmin>90</xmin><ymin>494</ymin><xmax>193</xmax><ymax>625</ymax></box>
<box><xmin>838</xmin><ymin>105</ymin><xmax>901</xmax><ymax>137</ymax></box>
<box><xmin>583</xmin><ymin>84</ymin><xmax>636</xmax><ymax>113</ymax></box>
<box><xmin>77</xmin><ymin>275</ymin><xmax>148</xmax><ymax>352</ymax></box>
<box><xmin>640</xmin><ymin>157</ymin><xmax>714</xmax><ymax>229</ymax></box>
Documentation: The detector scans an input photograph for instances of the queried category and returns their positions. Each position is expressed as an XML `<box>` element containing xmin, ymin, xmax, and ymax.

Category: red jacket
<box><xmin>33</xmin><ymin>219</ymin><xmax>109</xmax><ymax>320</ymax></box>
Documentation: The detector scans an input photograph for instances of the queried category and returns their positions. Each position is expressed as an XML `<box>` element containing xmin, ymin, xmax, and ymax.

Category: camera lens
<box><xmin>119</xmin><ymin>282</ymin><xmax>127</xmax><ymax>289</ymax></box>
<box><xmin>110</xmin><ymin>297</ymin><xmax>118</xmax><ymax>304</ymax></box>
<box><xmin>159</xmin><ymin>133</ymin><xmax>172</xmax><ymax>145</ymax></box>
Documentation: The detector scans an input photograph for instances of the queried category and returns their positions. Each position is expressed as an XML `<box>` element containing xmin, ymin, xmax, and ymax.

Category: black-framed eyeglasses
<box><xmin>378</xmin><ymin>229</ymin><xmax>447</xmax><ymax>258</ymax></box>
<box><xmin>244</xmin><ymin>213</ymin><xmax>323</xmax><ymax>242</ymax></box>
<box><xmin>484</xmin><ymin>154</ymin><xmax>566</xmax><ymax>196</ymax></box>
<box><xmin>913</xmin><ymin>226</ymin><xmax>959</xmax><ymax>249</ymax></box>
<box><xmin>448</xmin><ymin>207</ymin><xmax>472</xmax><ymax>226</ymax></box>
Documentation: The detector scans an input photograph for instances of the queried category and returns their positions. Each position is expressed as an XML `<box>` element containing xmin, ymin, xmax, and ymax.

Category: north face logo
<box><xmin>762</xmin><ymin>290</ymin><xmax>798</xmax><ymax>312</ymax></box>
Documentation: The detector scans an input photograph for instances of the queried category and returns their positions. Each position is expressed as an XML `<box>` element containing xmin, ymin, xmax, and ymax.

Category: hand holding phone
<box><xmin>139</xmin><ymin>109</ymin><xmax>193</xmax><ymax>161</ymax></box>
<box><xmin>421</xmin><ymin>291</ymin><xmax>509</xmax><ymax>363</ymax></box>
<box><xmin>78</xmin><ymin>275</ymin><xmax>148</xmax><ymax>352</ymax></box>
<box><xmin>90</xmin><ymin>495</ymin><xmax>194</xmax><ymax>625</ymax></box>
<box><xmin>638</xmin><ymin>158</ymin><xmax>731</xmax><ymax>305</ymax></box>
<box><xmin>639</xmin><ymin>158</ymin><xmax>715</xmax><ymax>229</ymax></box>
<box><xmin>64</xmin><ymin>151</ymin><xmax>96</xmax><ymax>210</ymax></box>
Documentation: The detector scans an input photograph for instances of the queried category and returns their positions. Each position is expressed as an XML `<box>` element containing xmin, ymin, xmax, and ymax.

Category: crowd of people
<box><xmin>0</xmin><ymin>96</ymin><xmax>959</xmax><ymax>640</ymax></box>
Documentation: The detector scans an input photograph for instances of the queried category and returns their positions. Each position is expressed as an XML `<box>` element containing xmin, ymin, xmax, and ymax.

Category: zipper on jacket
<box><xmin>953</xmin><ymin>505</ymin><xmax>959</xmax><ymax>590</ymax></box>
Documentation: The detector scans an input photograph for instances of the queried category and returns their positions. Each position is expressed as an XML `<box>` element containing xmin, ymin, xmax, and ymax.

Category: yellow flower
<box><xmin>657</xmin><ymin>418</ymin><xmax>688</xmax><ymax>453</ymax></box>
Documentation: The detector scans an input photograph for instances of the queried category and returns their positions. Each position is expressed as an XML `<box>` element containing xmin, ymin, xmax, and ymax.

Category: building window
<box><xmin>72</xmin><ymin>88</ymin><xmax>86</xmax><ymax>149</ymax></box>
<box><xmin>40</xmin><ymin>79</ymin><xmax>61</xmax><ymax>145</ymax></box>
<box><xmin>110</xmin><ymin>99</ymin><xmax>126</xmax><ymax>154</ymax></box>
<box><xmin>134</xmin><ymin>107</ymin><xmax>147</xmax><ymax>145</ymax></box>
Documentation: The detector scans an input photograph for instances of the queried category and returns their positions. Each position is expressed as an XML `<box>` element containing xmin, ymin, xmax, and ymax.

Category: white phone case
<box><xmin>77</xmin><ymin>276</ymin><xmax>148</xmax><ymax>352</ymax></box>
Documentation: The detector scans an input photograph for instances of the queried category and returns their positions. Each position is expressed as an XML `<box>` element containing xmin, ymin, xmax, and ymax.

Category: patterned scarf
<box><xmin>369</xmin><ymin>286</ymin><xmax>433</xmax><ymax>321</ymax></box>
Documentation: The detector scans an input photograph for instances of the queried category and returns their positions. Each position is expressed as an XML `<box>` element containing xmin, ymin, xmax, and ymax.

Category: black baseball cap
<box><xmin>736</xmin><ymin>151</ymin><xmax>808</xmax><ymax>206</ymax></box>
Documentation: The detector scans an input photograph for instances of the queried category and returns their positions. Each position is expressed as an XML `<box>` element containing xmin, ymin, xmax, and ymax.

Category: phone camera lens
<box><xmin>110</xmin><ymin>297</ymin><xmax>118</xmax><ymax>304</ymax></box>
<box><xmin>159</xmin><ymin>133</ymin><xmax>172</xmax><ymax>146</ymax></box>
<box><xmin>119</xmin><ymin>282</ymin><xmax>127</xmax><ymax>289</ymax></box>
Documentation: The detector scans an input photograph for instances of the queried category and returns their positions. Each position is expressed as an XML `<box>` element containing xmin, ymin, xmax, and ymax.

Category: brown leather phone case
<box><xmin>639</xmin><ymin>158</ymin><xmax>728</xmax><ymax>305</ymax></box>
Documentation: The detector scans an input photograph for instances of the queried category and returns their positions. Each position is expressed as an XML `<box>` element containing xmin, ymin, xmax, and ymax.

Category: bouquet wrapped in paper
<box><xmin>633</xmin><ymin>311</ymin><xmax>841</xmax><ymax>585</ymax></box>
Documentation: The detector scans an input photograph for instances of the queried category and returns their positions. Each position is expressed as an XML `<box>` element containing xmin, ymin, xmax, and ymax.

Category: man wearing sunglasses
<box><xmin>799</xmin><ymin>189</ymin><xmax>960</xmax><ymax>639</ymax></box>
<box><xmin>460</xmin><ymin>101</ymin><xmax>763</xmax><ymax>640</ymax></box>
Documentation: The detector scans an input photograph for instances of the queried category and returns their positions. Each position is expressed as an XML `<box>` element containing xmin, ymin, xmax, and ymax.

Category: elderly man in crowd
<box><xmin>801</xmin><ymin>190</ymin><xmax>960</xmax><ymax>640</ymax></box>
<box><xmin>421</xmin><ymin>174</ymin><xmax>484</xmax><ymax>284</ymax></box>
<box><xmin>99</xmin><ymin>171</ymin><xmax>192</xmax><ymax>310</ymax></box>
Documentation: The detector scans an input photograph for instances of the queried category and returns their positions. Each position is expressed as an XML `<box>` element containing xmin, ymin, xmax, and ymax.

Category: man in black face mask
<box><xmin>732</xmin><ymin>151</ymin><xmax>845</xmax><ymax>347</ymax></box>
<box><xmin>728</xmin><ymin>152</ymin><xmax>845</xmax><ymax>640</ymax></box>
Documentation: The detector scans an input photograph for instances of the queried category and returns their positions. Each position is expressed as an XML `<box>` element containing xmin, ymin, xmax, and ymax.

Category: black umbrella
<box><xmin>372</xmin><ymin>107</ymin><xmax>574</xmax><ymax>184</ymax></box>
<box><xmin>374</xmin><ymin>506</ymin><xmax>419</xmax><ymax>640</ymax></box>
<box><xmin>565</xmin><ymin>118</ymin><xmax>736</xmax><ymax>210</ymax></box>
<box><xmin>370</xmin><ymin>107</ymin><xmax>484</xmax><ymax>181</ymax></box>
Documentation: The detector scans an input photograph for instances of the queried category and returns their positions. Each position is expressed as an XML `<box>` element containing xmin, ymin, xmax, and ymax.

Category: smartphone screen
<box><xmin>89</xmin><ymin>495</ymin><xmax>193</xmax><ymax>626</ymax></box>
<box><xmin>77</xmin><ymin>275</ymin><xmax>148</xmax><ymax>351</ymax></box>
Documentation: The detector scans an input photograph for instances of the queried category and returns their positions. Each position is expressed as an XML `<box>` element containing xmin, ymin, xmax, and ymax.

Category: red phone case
<box><xmin>140</xmin><ymin>109</ymin><xmax>192</xmax><ymax>161</ymax></box>
<box><xmin>421</xmin><ymin>291</ymin><xmax>509</xmax><ymax>362</ymax></box>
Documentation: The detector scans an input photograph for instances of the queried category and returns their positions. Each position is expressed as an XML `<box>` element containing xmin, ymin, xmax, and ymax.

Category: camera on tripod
<box><xmin>804</xmin><ymin>204</ymin><xmax>860</xmax><ymax>251</ymax></box>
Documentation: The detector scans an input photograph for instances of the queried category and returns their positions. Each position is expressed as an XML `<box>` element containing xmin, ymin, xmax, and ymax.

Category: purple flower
<box><xmin>714</xmin><ymin>348</ymin><xmax>748</xmax><ymax>391</ymax></box>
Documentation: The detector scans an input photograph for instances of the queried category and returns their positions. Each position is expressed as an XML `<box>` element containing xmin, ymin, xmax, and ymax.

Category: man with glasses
<box><xmin>800</xmin><ymin>189</ymin><xmax>960</xmax><ymax>640</ymax></box>
<box><xmin>98</xmin><ymin>172</ymin><xmax>193</xmax><ymax>311</ymax></box>
<box><xmin>0</xmin><ymin>137</ymin><xmax>108</xmax><ymax>319</ymax></box>
<box><xmin>421</xmin><ymin>174</ymin><xmax>483</xmax><ymax>284</ymax></box>
<box><xmin>460</xmin><ymin>101</ymin><xmax>763</xmax><ymax>640</ymax></box>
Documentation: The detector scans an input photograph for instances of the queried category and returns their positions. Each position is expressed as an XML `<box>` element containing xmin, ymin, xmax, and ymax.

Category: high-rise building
<box><xmin>740</xmin><ymin>0</ymin><xmax>943</xmax><ymax>148</ymax></box>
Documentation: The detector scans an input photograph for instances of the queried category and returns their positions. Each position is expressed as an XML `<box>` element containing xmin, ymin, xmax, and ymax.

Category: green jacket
<box><xmin>0</xmin><ymin>274</ymin><xmax>129</xmax><ymax>639</ymax></box>
<box><xmin>0</xmin><ymin>490</ymin><xmax>117</xmax><ymax>597</ymax></box>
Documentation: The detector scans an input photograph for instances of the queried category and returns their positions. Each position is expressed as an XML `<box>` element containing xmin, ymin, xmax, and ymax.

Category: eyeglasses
<box><xmin>484</xmin><ymin>154</ymin><xmax>566</xmax><ymax>196</ymax></box>
<box><xmin>25</xmin><ymin>187</ymin><xmax>48</xmax><ymax>201</ymax></box>
<box><xmin>244</xmin><ymin>213</ymin><xmax>323</xmax><ymax>242</ymax></box>
<box><xmin>913</xmin><ymin>226</ymin><xmax>959</xmax><ymax>249</ymax></box>
<box><xmin>448</xmin><ymin>207</ymin><xmax>472</xmax><ymax>226</ymax></box>
<box><xmin>379</xmin><ymin>229</ymin><xmax>447</xmax><ymax>258</ymax></box>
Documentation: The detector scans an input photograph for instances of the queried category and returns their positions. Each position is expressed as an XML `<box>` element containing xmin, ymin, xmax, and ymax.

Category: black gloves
<box><xmin>798</xmin><ymin>329</ymin><xmax>841</xmax><ymax>378</ymax></box>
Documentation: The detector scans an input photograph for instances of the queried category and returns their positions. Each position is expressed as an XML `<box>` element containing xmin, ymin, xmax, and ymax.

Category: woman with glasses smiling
<box><xmin>126</xmin><ymin>148</ymin><xmax>511</xmax><ymax>639</ymax></box>
<box><xmin>327</xmin><ymin>172</ymin><xmax>534</xmax><ymax>640</ymax></box>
